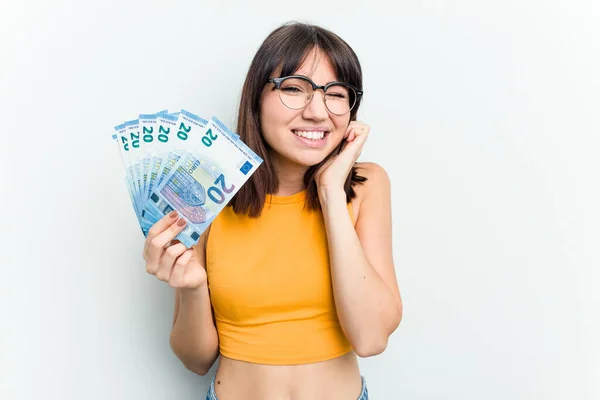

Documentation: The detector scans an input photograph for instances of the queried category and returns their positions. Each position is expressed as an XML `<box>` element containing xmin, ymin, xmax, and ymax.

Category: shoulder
<box><xmin>351</xmin><ymin>162</ymin><xmax>391</xmax><ymax>222</ymax></box>
<box><xmin>353</xmin><ymin>162</ymin><xmax>391</xmax><ymax>202</ymax></box>
<box><xmin>355</xmin><ymin>162</ymin><xmax>389</xmax><ymax>187</ymax></box>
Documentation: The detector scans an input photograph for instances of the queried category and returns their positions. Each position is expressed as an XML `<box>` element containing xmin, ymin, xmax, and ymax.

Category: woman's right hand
<box><xmin>143</xmin><ymin>211</ymin><xmax>207</xmax><ymax>289</ymax></box>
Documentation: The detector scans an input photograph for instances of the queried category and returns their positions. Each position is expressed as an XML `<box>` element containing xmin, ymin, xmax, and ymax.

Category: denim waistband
<box><xmin>205</xmin><ymin>374</ymin><xmax>368</xmax><ymax>400</ymax></box>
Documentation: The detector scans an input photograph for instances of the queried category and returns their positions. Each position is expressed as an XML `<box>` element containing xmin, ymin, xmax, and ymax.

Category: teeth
<box><xmin>293</xmin><ymin>130</ymin><xmax>325</xmax><ymax>140</ymax></box>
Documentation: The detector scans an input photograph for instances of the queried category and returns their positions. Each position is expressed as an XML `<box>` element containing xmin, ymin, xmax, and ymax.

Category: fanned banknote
<box><xmin>112</xmin><ymin>110</ymin><xmax>262</xmax><ymax>246</ymax></box>
<box><xmin>144</xmin><ymin>116</ymin><xmax>262</xmax><ymax>247</ymax></box>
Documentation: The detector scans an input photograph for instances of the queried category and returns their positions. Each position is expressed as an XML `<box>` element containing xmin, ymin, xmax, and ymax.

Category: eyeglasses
<box><xmin>267</xmin><ymin>75</ymin><xmax>363</xmax><ymax>116</ymax></box>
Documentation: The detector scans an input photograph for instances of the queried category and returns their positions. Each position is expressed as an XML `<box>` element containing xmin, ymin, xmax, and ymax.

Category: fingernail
<box><xmin>177</xmin><ymin>217</ymin><xmax>186</xmax><ymax>227</ymax></box>
<box><xmin>169</xmin><ymin>210</ymin><xmax>178</xmax><ymax>218</ymax></box>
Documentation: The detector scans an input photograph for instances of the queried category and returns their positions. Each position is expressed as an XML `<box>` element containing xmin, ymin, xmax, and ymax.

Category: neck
<box><xmin>271</xmin><ymin>154</ymin><xmax>309</xmax><ymax>196</ymax></box>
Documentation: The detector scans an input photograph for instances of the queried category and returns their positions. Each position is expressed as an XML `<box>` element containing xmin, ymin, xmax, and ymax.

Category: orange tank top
<box><xmin>205</xmin><ymin>190</ymin><xmax>354</xmax><ymax>365</ymax></box>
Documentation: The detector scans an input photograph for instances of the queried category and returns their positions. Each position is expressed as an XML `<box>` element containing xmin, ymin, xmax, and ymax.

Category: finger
<box><xmin>354</xmin><ymin>123</ymin><xmax>367</xmax><ymax>134</ymax></box>
<box><xmin>344</xmin><ymin>124</ymin><xmax>353</xmax><ymax>139</ymax></box>
<box><xmin>348</xmin><ymin>133</ymin><xmax>367</xmax><ymax>156</ymax></box>
<box><xmin>339</xmin><ymin>131</ymin><xmax>367</xmax><ymax>163</ymax></box>
<box><xmin>356</xmin><ymin>126</ymin><xmax>370</xmax><ymax>143</ymax></box>
<box><xmin>146</xmin><ymin>217</ymin><xmax>188</xmax><ymax>274</ymax></box>
<box><xmin>144</xmin><ymin>210</ymin><xmax>179</xmax><ymax>258</ymax></box>
<box><xmin>348</xmin><ymin>128</ymin><xmax>356</xmax><ymax>142</ymax></box>
<box><xmin>338</xmin><ymin>135</ymin><xmax>351</xmax><ymax>154</ymax></box>
<box><xmin>169</xmin><ymin>249</ymin><xmax>195</xmax><ymax>288</ymax></box>
<box><xmin>155</xmin><ymin>242</ymin><xmax>188</xmax><ymax>281</ymax></box>
<box><xmin>350</xmin><ymin>124</ymin><xmax>368</xmax><ymax>143</ymax></box>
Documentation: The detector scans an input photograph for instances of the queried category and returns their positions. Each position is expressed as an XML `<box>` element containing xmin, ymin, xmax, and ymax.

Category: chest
<box><xmin>206</xmin><ymin>207</ymin><xmax>335</xmax><ymax>321</ymax></box>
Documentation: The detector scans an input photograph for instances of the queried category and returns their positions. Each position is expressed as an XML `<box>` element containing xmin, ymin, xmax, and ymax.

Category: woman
<box><xmin>143</xmin><ymin>22</ymin><xmax>402</xmax><ymax>400</ymax></box>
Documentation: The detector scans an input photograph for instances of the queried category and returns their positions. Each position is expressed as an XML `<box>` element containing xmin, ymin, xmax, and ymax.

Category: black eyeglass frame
<box><xmin>267</xmin><ymin>75</ymin><xmax>364</xmax><ymax>115</ymax></box>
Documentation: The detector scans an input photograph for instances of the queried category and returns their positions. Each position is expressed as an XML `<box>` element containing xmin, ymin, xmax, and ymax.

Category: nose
<box><xmin>301</xmin><ymin>90</ymin><xmax>329</xmax><ymax>121</ymax></box>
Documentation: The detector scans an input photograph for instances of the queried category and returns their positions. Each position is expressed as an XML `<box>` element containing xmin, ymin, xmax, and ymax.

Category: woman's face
<box><xmin>259</xmin><ymin>49</ymin><xmax>351</xmax><ymax>170</ymax></box>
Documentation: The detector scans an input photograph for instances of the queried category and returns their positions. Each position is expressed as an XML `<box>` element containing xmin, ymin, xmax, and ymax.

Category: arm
<box><xmin>169</xmin><ymin>229</ymin><xmax>220</xmax><ymax>375</ymax></box>
<box><xmin>319</xmin><ymin>162</ymin><xmax>402</xmax><ymax>357</ymax></box>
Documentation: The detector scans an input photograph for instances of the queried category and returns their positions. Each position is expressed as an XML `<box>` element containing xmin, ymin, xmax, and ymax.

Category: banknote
<box><xmin>144</xmin><ymin>116</ymin><xmax>262</xmax><ymax>247</ymax></box>
<box><xmin>112</xmin><ymin>125</ymin><xmax>143</xmax><ymax>230</ymax></box>
<box><xmin>155</xmin><ymin>110</ymin><xmax>208</xmax><ymax>195</ymax></box>
<box><xmin>113</xmin><ymin>110</ymin><xmax>261</xmax><ymax>242</ymax></box>
<box><xmin>123</xmin><ymin>118</ymin><xmax>143</xmax><ymax>214</ymax></box>
<box><xmin>138</xmin><ymin>112</ymin><xmax>164</xmax><ymax>212</ymax></box>
<box><xmin>113</xmin><ymin>110</ymin><xmax>169</xmax><ymax>231</ymax></box>
<box><xmin>141</xmin><ymin>110</ymin><xmax>205</xmax><ymax>223</ymax></box>
<box><xmin>154</xmin><ymin>112</ymin><xmax>179</xmax><ymax>190</ymax></box>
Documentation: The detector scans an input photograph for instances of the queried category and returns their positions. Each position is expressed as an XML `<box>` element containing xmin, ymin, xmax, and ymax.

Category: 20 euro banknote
<box><xmin>143</xmin><ymin>116</ymin><xmax>262</xmax><ymax>247</ymax></box>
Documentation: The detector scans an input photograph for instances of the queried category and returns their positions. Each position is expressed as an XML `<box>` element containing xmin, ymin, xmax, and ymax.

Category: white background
<box><xmin>1</xmin><ymin>0</ymin><xmax>598</xmax><ymax>399</ymax></box>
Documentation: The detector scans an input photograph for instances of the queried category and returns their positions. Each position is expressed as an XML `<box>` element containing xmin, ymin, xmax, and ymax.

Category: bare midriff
<box><xmin>212</xmin><ymin>351</ymin><xmax>363</xmax><ymax>400</ymax></box>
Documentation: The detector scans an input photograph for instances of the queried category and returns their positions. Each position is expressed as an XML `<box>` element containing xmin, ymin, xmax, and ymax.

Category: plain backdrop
<box><xmin>1</xmin><ymin>0</ymin><xmax>598</xmax><ymax>399</ymax></box>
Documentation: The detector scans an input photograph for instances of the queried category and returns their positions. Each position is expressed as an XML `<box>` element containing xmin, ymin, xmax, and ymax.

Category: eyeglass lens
<box><xmin>277</xmin><ymin>78</ymin><xmax>356</xmax><ymax>115</ymax></box>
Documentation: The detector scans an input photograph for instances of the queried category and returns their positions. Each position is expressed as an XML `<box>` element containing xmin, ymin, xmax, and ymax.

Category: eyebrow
<box><xmin>289</xmin><ymin>74</ymin><xmax>343</xmax><ymax>84</ymax></box>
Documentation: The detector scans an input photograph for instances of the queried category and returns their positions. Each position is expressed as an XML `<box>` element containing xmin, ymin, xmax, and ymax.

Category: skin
<box><xmin>143</xmin><ymin>48</ymin><xmax>402</xmax><ymax>399</ymax></box>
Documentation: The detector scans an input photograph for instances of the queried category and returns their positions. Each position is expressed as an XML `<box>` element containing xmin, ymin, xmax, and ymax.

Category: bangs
<box><xmin>273</xmin><ymin>27</ymin><xmax>362</xmax><ymax>90</ymax></box>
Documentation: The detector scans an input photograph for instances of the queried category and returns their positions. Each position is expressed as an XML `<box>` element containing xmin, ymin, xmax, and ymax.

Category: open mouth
<box><xmin>291</xmin><ymin>130</ymin><xmax>330</xmax><ymax>141</ymax></box>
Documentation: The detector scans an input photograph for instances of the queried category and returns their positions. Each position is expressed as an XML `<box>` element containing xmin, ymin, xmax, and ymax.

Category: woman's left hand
<box><xmin>315</xmin><ymin>121</ymin><xmax>370</xmax><ymax>194</ymax></box>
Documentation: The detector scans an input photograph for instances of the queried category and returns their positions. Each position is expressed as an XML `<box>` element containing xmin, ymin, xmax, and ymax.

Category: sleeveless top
<box><xmin>205</xmin><ymin>190</ymin><xmax>354</xmax><ymax>365</ymax></box>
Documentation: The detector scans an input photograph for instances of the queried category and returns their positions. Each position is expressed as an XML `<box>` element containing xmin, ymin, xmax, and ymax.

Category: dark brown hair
<box><xmin>230</xmin><ymin>21</ymin><xmax>367</xmax><ymax>218</ymax></box>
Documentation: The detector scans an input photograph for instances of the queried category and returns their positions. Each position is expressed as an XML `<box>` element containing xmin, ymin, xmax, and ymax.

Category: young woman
<box><xmin>143</xmin><ymin>22</ymin><xmax>402</xmax><ymax>400</ymax></box>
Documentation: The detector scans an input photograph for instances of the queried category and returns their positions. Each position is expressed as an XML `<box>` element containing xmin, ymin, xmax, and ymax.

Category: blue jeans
<box><xmin>205</xmin><ymin>375</ymin><xmax>369</xmax><ymax>399</ymax></box>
